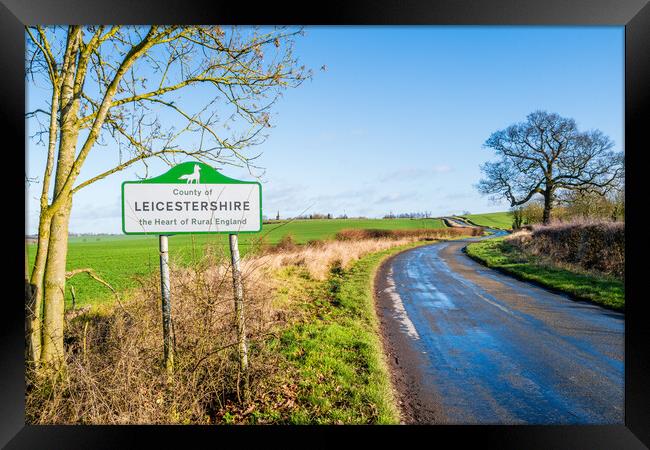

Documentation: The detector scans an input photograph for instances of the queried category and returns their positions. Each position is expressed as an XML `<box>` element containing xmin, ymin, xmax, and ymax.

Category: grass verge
<box><xmin>268</xmin><ymin>241</ymin><xmax>427</xmax><ymax>424</ymax></box>
<box><xmin>465</xmin><ymin>238</ymin><xmax>624</xmax><ymax>311</ymax></box>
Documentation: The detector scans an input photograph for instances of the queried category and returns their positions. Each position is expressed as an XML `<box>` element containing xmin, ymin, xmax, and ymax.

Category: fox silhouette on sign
<box><xmin>178</xmin><ymin>164</ymin><xmax>201</xmax><ymax>184</ymax></box>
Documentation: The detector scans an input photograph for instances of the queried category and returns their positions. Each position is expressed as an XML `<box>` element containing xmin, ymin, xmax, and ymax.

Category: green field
<box><xmin>460</xmin><ymin>211</ymin><xmax>513</xmax><ymax>230</ymax></box>
<box><xmin>27</xmin><ymin>218</ymin><xmax>446</xmax><ymax>308</ymax></box>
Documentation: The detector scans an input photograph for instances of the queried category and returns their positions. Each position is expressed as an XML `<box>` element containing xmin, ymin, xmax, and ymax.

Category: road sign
<box><xmin>121</xmin><ymin>162</ymin><xmax>262</xmax><ymax>234</ymax></box>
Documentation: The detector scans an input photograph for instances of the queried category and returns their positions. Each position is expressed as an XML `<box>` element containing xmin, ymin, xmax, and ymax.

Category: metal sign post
<box><xmin>229</xmin><ymin>233</ymin><xmax>249</xmax><ymax>403</ymax></box>
<box><xmin>159</xmin><ymin>235</ymin><xmax>173</xmax><ymax>376</ymax></box>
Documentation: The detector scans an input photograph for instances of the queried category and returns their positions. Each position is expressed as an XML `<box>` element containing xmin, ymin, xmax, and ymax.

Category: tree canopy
<box><xmin>477</xmin><ymin>110</ymin><xmax>624</xmax><ymax>223</ymax></box>
<box><xmin>26</xmin><ymin>26</ymin><xmax>310</xmax><ymax>192</ymax></box>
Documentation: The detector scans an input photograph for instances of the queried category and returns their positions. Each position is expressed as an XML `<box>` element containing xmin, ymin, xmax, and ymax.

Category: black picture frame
<box><xmin>4</xmin><ymin>0</ymin><xmax>649</xmax><ymax>447</ymax></box>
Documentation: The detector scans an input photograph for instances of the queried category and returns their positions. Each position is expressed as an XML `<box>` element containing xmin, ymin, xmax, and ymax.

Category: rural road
<box><xmin>376</xmin><ymin>231</ymin><xmax>624</xmax><ymax>424</ymax></box>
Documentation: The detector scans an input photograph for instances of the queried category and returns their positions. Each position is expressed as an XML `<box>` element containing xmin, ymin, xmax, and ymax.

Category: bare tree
<box><xmin>25</xmin><ymin>25</ymin><xmax>310</xmax><ymax>373</ymax></box>
<box><xmin>476</xmin><ymin>111</ymin><xmax>623</xmax><ymax>224</ymax></box>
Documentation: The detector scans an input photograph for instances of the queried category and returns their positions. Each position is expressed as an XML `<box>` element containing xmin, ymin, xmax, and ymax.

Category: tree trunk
<box><xmin>542</xmin><ymin>190</ymin><xmax>553</xmax><ymax>225</ymax></box>
<box><xmin>38</xmin><ymin>27</ymin><xmax>82</xmax><ymax>373</ymax></box>
<box><xmin>40</xmin><ymin>197</ymin><xmax>72</xmax><ymax>372</ymax></box>
<box><xmin>26</xmin><ymin>212</ymin><xmax>53</xmax><ymax>366</ymax></box>
<box><xmin>25</xmin><ymin>244</ymin><xmax>35</xmax><ymax>366</ymax></box>
<box><xmin>27</xmin><ymin>69</ymin><xmax>61</xmax><ymax>367</ymax></box>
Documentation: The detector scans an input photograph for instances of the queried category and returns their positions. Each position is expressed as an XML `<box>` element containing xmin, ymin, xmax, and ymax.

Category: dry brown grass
<box><xmin>335</xmin><ymin>227</ymin><xmax>483</xmax><ymax>242</ymax></box>
<box><xmin>255</xmin><ymin>227</ymin><xmax>482</xmax><ymax>280</ymax></box>
<box><xmin>252</xmin><ymin>237</ymin><xmax>411</xmax><ymax>281</ymax></box>
<box><xmin>506</xmin><ymin>219</ymin><xmax>624</xmax><ymax>279</ymax></box>
<box><xmin>26</xmin><ymin>227</ymin><xmax>481</xmax><ymax>424</ymax></box>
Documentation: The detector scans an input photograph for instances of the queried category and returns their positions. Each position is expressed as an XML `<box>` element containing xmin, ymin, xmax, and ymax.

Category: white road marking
<box><xmin>385</xmin><ymin>268</ymin><xmax>421</xmax><ymax>340</ymax></box>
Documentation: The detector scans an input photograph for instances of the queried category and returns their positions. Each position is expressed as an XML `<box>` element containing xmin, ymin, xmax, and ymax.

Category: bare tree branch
<box><xmin>477</xmin><ymin>110</ymin><xmax>624</xmax><ymax>223</ymax></box>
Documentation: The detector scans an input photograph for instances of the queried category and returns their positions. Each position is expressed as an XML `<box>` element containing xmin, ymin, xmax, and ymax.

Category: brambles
<box><xmin>274</xmin><ymin>234</ymin><xmax>299</xmax><ymax>252</ymax></box>
<box><xmin>507</xmin><ymin>220</ymin><xmax>624</xmax><ymax>279</ymax></box>
<box><xmin>27</xmin><ymin>247</ymin><xmax>281</xmax><ymax>424</ymax></box>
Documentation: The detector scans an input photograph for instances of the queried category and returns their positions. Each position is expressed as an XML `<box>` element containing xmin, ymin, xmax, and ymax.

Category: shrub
<box><xmin>274</xmin><ymin>234</ymin><xmax>299</xmax><ymax>252</ymax></box>
<box><xmin>507</xmin><ymin>220</ymin><xmax>624</xmax><ymax>278</ymax></box>
<box><xmin>305</xmin><ymin>239</ymin><xmax>326</xmax><ymax>248</ymax></box>
<box><xmin>335</xmin><ymin>227</ymin><xmax>482</xmax><ymax>241</ymax></box>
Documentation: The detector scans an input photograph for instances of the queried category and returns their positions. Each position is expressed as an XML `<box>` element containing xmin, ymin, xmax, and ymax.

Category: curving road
<box><xmin>375</xmin><ymin>231</ymin><xmax>624</xmax><ymax>424</ymax></box>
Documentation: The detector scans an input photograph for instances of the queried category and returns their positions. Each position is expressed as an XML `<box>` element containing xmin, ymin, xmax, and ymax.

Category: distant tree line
<box><xmin>263</xmin><ymin>212</ymin><xmax>354</xmax><ymax>222</ymax></box>
<box><xmin>295</xmin><ymin>213</ymin><xmax>334</xmax><ymax>220</ymax></box>
<box><xmin>263</xmin><ymin>211</ymin><xmax>438</xmax><ymax>222</ymax></box>
<box><xmin>383</xmin><ymin>211</ymin><xmax>432</xmax><ymax>219</ymax></box>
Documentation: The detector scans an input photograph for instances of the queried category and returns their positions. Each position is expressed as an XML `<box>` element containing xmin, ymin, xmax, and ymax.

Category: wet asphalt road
<box><xmin>377</xmin><ymin>232</ymin><xmax>624</xmax><ymax>424</ymax></box>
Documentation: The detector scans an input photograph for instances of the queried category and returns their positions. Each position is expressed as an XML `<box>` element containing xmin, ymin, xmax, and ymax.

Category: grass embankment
<box><xmin>27</xmin><ymin>218</ymin><xmax>446</xmax><ymax>308</ymax></box>
<box><xmin>466</xmin><ymin>238</ymin><xmax>624</xmax><ymax>311</ymax></box>
<box><xmin>460</xmin><ymin>211</ymin><xmax>513</xmax><ymax>230</ymax></box>
<box><xmin>269</xmin><ymin>242</ymin><xmax>426</xmax><ymax>424</ymax></box>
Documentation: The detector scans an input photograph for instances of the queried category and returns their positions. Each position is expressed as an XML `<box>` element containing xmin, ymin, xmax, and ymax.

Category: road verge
<box><xmin>275</xmin><ymin>240</ymin><xmax>432</xmax><ymax>423</ymax></box>
<box><xmin>465</xmin><ymin>237</ymin><xmax>624</xmax><ymax>311</ymax></box>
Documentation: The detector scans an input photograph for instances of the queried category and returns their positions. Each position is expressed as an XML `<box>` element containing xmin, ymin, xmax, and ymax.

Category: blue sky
<box><xmin>26</xmin><ymin>26</ymin><xmax>624</xmax><ymax>234</ymax></box>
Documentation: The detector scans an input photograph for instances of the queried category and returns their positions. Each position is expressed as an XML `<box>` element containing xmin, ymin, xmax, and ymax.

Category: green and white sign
<box><xmin>122</xmin><ymin>162</ymin><xmax>262</xmax><ymax>234</ymax></box>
